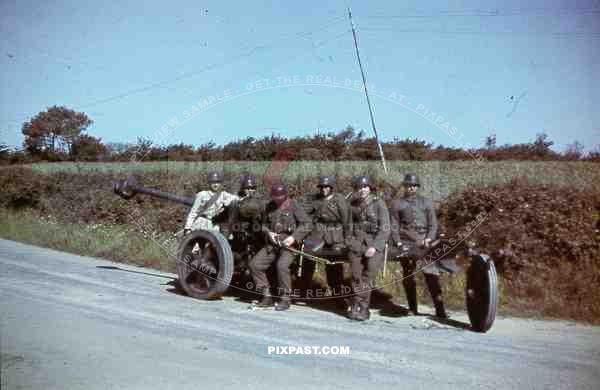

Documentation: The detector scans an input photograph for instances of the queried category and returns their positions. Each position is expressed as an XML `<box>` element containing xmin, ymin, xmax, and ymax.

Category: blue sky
<box><xmin>1</xmin><ymin>0</ymin><xmax>599</xmax><ymax>152</ymax></box>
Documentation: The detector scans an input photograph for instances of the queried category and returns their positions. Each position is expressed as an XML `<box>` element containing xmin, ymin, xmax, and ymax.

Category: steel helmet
<box><xmin>207</xmin><ymin>171</ymin><xmax>223</xmax><ymax>184</ymax></box>
<box><xmin>402</xmin><ymin>173</ymin><xmax>420</xmax><ymax>187</ymax></box>
<box><xmin>353</xmin><ymin>175</ymin><xmax>372</xmax><ymax>189</ymax></box>
<box><xmin>317</xmin><ymin>175</ymin><xmax>336</xmax><ymax>188</ymax></box>
<box><xmin>240</xmin><ymin>174</ymin><xmax>257</xmax><ymax>189</ymax></box>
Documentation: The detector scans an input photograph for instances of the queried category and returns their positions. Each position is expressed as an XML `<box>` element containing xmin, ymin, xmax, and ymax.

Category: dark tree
<box><xmin>71</xmin><ymin>135</ymin><xmax>107</xmax><ymax>161</ymax></box>
<box><xmin>22</xmin><ymin>106</ymin><xmax>93</xmax><ymax>158</ymax></box>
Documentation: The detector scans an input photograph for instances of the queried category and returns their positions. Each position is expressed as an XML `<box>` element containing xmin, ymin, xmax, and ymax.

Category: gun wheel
<box><xmin>176</xmin><ymin>230</ymin><xmax>234</xmax><ymax>300</ymax></box>
<box><xmin>465</xmin><ymin>254</ymin><xmax>498</xmax><ymax>333</ymax></box>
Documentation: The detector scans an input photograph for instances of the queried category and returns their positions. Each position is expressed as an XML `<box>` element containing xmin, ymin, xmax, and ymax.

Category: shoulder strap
<box><xmin>198</xmin><ymin>191</ymin><xmax>222</xmax><ymax>215</ymax></box>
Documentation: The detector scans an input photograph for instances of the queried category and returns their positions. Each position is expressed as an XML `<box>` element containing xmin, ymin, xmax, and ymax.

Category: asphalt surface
<box><xmin>1</xmin><ymin>238</ymin><xmax>599</xmax><ymax>390</ymax></box>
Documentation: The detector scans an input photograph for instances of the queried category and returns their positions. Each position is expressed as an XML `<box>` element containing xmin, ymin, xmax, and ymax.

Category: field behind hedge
<box><xmin>14</xmin><ymin>160</ymin><xmax>600</xmax><ymax>202</ymax></box>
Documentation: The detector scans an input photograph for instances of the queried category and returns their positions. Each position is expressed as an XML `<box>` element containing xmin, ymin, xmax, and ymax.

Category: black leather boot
<box><xmin>257</xmin><ymin>288</ymin><xmax>273</xmax><ymax>307</ymax></box>
<box><xmin>275</xmin><ymin>296</ymin><xmax>291</xmax><ymax>311</ymax></box>
<box><xmin>425</xmin><ymin>274</ymin><xmax>448</xmax><ymax>319</ymax></box>
<box><xmin>403</xmin><ymin>280</ymin><xmax>419</xmax><ymax>315</ymax></box>
<box><xmin>354</xmin><ymin>302</ymin><xmax>370</xmax><ymax>321</ymax></box>
<box><xmin>348</xmin><ymin>302</ymin><xmax>359</xmax><ymax>320</ymax></box>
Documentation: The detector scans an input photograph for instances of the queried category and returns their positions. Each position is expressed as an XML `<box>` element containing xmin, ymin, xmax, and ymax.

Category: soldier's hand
<box><xmin>424</xmin><ymin>238</ymin><xmax>432</xmax><ymax>248</ymax></box>
<box><xmin>184</xmin><ymin>228</ymin><xmax>191</xmax><ymax>236</ymax></box>
<box><xmin>364</xmin><ymin>247</ymin><xmax>376</xmax><ymax>258</ymax></box>
<box><xmin>282</xmin><ymin>236</ymin><xmax>295</xmax><ymax>247</ymax></box>
<box><xmin>269</xmin><ymin>232</ymin><xmax>278</xmax><ymax>244</ymax></box>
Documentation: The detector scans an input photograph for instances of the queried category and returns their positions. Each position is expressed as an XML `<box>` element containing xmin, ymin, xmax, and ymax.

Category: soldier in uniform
<box><xmin>346</xmin><ymin>176</ymin><xmax>391</xmax><ymax>321</ymax></box>
<box><xmin>301</xmin><ymin>176</ymin><xmax>351</xmax><ymax>304</ymax></box>
<box><xmin>182</xmin><ymin>171</ymin><xmax>239</xmax><ymax>275</ymax></box>
<box><xmin>248</xmin><ymin>183</ymin><xmax>312</xmax><ymax>311</ymax></box>
<box><xmin>228</xmin><ymin>174</ymin><xmax>266</xmax><ymax>267</ymax></box>
<box><xmin>390</xmin><ymin>173</ymin><xmax>447</xmax><ymax>318</ymax></box>
<box><xmin>184</xmin><ymin>171</ymin><xmax>239</xmax><ymax>234</ymax></box>
<box><xmin>229</xmin><ymin>174</ymin><xmax>265</xmax><ymax>232</ymax></box>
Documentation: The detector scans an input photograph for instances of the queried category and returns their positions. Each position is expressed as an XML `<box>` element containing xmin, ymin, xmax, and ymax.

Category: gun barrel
<box><xmin>113</xmin><ymin>175</ymin><xmax>194</xmax><ymax>206</ymax></box>
<box><xmin>134</xmin><ymin>186</ymin><xmax>194</xmax><ymax>206</ymax></box>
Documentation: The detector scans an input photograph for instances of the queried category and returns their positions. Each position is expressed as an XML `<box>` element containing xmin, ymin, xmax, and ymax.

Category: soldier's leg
<box><xmin>402</xmin><ymin>258</ymin><xmax>419</xmax><ymax>314</ymax></box>
<box><xmin>275</xmin><ymin>250</ymin><xmax>296</xmax><ymax>311</ymax></box>
<box><xmin>300</xmin><ymin>258</ymin><xmax>316</xmax><ymax>296</ymax></box>
<box><xmin>424</xmin><ymin>270</ymin><xmax>448</xmax><ymax>318</ymax></box>
<box><xmin>349</xmin><ymin>252</ymin><xmax>365</xmax><ymax>319</ymax></box>
<box><xmin>325</xmin><ymin>262</ymin><xmax>347</xmax><ymax>310</ymax></box>
<box><xmin>326</xmin><ymin>263</ymin><xmax>344</xmax><ymax>293</ymax></box>
<box><xmin>355</xmin><ymin>252</ymin><xmax>383</xmax><ymax>320</ymax></box>
<box><xmin>248</xmin><ymin>247</ymin><xmax>276</xmax><ymax>305</ymax></box>
<box><xmin>366</xmin><ymin>252</ymin><xmax>383</xmax><ymax>288</ymax></box>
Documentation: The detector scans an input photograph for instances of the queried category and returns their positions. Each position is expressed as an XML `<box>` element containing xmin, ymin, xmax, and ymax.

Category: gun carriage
<box><xmin>113</xmin><ymin>176</ymin><xmax>498</xmax><ymax>332</ymax></box>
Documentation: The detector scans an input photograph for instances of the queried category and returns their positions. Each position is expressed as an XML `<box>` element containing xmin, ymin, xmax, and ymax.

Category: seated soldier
<box><xmin>184</xmin><ymin>171</ymin><xmax>239</xmax><ymax>234</ymax></box>
<box><xmin>248</xmin><ymin>183</ymin><xmax>312</xmax><ymax>311</ymax></box>
<box><xmin>346</xmin><ymin>175</ymin><xmax>390</xmax><ymax>321</ymax></box>
<box><xmin>301</xmin><ymin>175</ymin><xmax>350</xmax><ymax>306</ymax></box>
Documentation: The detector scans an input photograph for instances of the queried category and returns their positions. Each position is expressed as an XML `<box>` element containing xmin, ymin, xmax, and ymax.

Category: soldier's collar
<box><xmin>276</xmin><ymin>197</ymin><xmax>293</xmax><ymax>210</ymax></box>
<box><xmin>361</xmin><ymin>194</ymin><xmax>376</xmax><ymax>205</ymax></box>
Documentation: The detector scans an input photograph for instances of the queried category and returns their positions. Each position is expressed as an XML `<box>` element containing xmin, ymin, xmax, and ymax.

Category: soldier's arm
<box><xmin>227</xmin><ymin>198</ymin><xmax>240</xmax><ymax>229</ymax></box>
<box><xmin>373</xmin><ymin>200</ymin><xmax>391</xmax><ymax>252</ymax></box>
<box><xmin>291</xmin><ymin>200</ymin><xmax>312</xmax><ymax>242</ymax></box>
<box><xmin>184</xmin><ymin>192</ymin><xmax>206</xmax><ymax>230</ymax></box>
<box><xmin>338</xmin><ymin>195</ymin><xmax>352</xmax><ymax>241</ymax></box>
<box><xmin>426</xmin><ymin>199</ymin><xmax>438</xmax><ymax>240</ymax></box>
<box><xmin>389</xmin><ymin>200</ymin><xmax>401</xmax><ymax>245</ymax></box>
<box><xmin>344</xmin><ymin>202</ymin><xmax>355</xmax><ymax>248</ymax></box>
<box><xmin>222</xmin><ymin>191</ymin><xmax>240</xmax><ymax>207</ymax></box>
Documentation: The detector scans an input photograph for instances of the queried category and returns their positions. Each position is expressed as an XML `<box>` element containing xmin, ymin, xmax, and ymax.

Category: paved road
<box><xmin>1</xmin><ymin>239</ymin><xmax>599</xmax><ymax>390</ymax></box>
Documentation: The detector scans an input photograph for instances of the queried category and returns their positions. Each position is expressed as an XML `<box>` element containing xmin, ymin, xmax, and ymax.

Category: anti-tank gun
<box><xmin>113</xmin><ymin>175</ymin><xmax>234</xmax><ymax>300</ymax></box>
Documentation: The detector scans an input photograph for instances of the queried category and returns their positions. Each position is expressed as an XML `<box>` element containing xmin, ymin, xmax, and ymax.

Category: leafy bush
<box><xmin>439</xmin><ymin>177</ymin><xmax>600</xmax><ymax>322</ymax></box>
<box><xmin>0</xmin><ymin>167</ymin><xmax>55</xmax><ymax>209</ymax></box>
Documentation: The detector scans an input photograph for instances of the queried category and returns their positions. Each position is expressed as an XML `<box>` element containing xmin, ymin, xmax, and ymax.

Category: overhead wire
<box><xmin>1</xmin><ymin>14</ymin><xmax>348</xmax><ymax>126</ymax></box>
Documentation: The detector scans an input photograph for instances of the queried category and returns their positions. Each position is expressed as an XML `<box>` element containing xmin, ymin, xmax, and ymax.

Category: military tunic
<box><xmin>248</xmin><ymin>198</ymin><xmax>312</xmax><ymax>298</ymax></box>
<box><xmin>302</xmin><ymin>192</ymin><xmax>351</xmax><ymax>296</ymax></box>
<box><xmin>390</xmin><ymin>193</ymin><xmax>439</xmax><ymax>275</ymax></box>
<box><xmin>306</xmin><ymin>192</ymin><xmax>351</xmax><ymax>246</ymax></box>
<box><xmin>347</xmin><ymin>194</ymin><xmax>390</xmax><ymax>305</ymax></box>
<box><xmin>184</xmin><ymin>190</ymin><xmax>239</xmax><ymax>232</ymax></box>
<box><xmin>228</xmin><ymin>194</ymin><xmax>268</xmax><ymax>259</ymax></box>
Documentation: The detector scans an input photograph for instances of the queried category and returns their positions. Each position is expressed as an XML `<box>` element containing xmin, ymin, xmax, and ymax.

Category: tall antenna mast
<box><xmin>347</xmin><ymin>7</ymin><xmax>388</xmax><ymax>175</ymax></box>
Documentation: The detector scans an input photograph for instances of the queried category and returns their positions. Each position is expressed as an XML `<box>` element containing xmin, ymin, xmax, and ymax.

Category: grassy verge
<box><xmin>0</xmin><ymin>209</ymin><xmax>177</xmax><ymax>273</ymax></box>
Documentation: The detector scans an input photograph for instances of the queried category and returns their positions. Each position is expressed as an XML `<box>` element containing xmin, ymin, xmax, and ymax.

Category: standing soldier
<box><xmin>248</xmin><ymin>183</ymin><xmax>312</xmax><ymax>311</ymax></box>
<box><xmin>301</xmin><ymin>176</ymin><xmax>351</xmax><ymax>305</ymax></box>
<box><xmin>390</xmin><ymin>173</ymin><xmax>447</xmax><ymax>318</ymax></box>
<box><xmin>184</xmin><ymin>171</ymin><xmax>239</xmax><ymax>234</ymax></box>
<box><xmin>346</xmin><ymin>176</ymin><xmax>390</xmax><ymax>321</ymax></box>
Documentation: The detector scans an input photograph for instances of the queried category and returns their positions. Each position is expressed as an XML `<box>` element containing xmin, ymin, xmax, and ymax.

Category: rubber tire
<box><xmin>176</xmin><ymin>230</ymin><xmax>234</xmax><ymax>300</ymax></box>
<box><xmin>466</xmin><ymin>254</ymin><xmax>498</xmax><ymax>333</ymax></box>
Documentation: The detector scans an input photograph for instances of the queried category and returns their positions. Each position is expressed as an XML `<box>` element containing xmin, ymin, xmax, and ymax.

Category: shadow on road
<box><xmin>104</xmin><ymin>265</ymin><xmax>474</xmax><ymax>331</ymax></box>
<box><xmin>427</xmin><ymin>316</ymin><xmax>472</xmax><ymax>331</ymax></box>
<box><xmin>96</xmin><ymin>265</ymin><xmax>176</xmax><ymax>280</ymax></box>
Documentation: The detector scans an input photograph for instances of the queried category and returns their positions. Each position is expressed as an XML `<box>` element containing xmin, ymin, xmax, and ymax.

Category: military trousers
<box><xmin>348</xmin><ymin>250</ymin><xmax>383</xmax><ymax>305</ymax></box>
<box><xmin>300</xmin><ymin>260</ymin><xmax>345</xmax><ymax>296</ymax></box>
<box><xmin>401</xmin><ymin>257</ymin><xmax>444</xmax><ymax>306</ymax></box>
<box><xmin>248</xmin><ymin>246</ymin><xmax>296</xmax><ymax>298</ymax></box>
